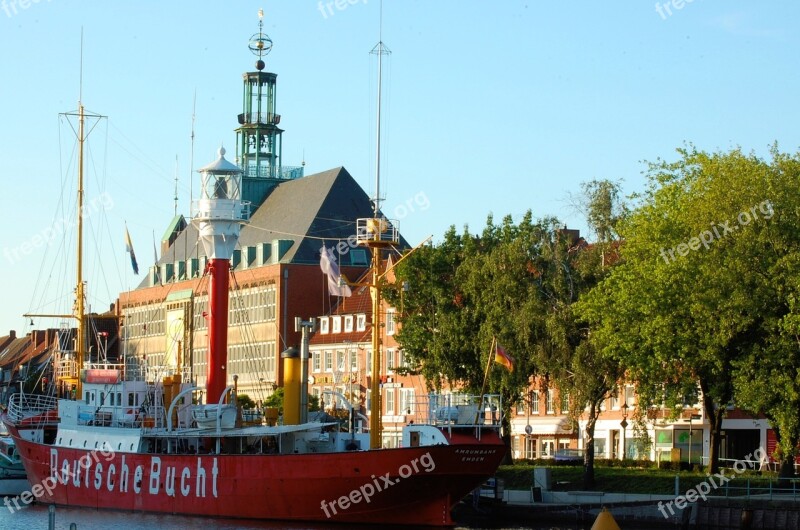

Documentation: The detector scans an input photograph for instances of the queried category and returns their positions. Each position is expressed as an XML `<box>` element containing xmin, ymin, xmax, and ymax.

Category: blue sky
<box><xmin>1</xmin><ymin>1</ymin><xmax>798</xmax><ymax>330</ymax></box>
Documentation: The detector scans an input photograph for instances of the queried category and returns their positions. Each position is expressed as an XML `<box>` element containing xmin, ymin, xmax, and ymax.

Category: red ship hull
<box><xmin>7</xmin><ymin>425</ymin><xmax>505</xmax><ymax>526</ymax></box>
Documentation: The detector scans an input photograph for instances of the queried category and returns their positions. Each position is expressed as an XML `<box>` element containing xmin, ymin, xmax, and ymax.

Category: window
<box><xmin>344</xmin><ymin>315</ymin><xmax>354</xmax><ymax>332</ymax></box>
<box><xmin>349</xmin><ymin>350</ymin><xmax>358</xmax><ymax>371</ymax></box>
<box><xmin>594</xmin><ymin>437</ymin><xmax>607</xmax><ymax>458</ymax></box>
<box><xmin>610</xmin><ymin>390</ymin><xmax>620</xmax><ymax>410</ymax></box>
<box><xmin>525</xmin><ymin>437</ymin><xmax>537</xmax><ymax>459</ymax></box>
<box><xmin>313</xmin><ymin>351</ymin><xmax>321</xmax><ymax>372</ymax></box>
<box><xmin>386</xmin><ymin>309</ymin><xmax>396</xmax><ymax>335</ymax></box>
<box><xmin>385</xmin><ymin>388</ymin><xmax>395</xmax><ymax>415</ymax></box>
<box><xmin>546</xmin><ymin>390</ymin><xmax>554</xmax><ymax>414</ymax></box>
<box><xmin>401</xmin><ymin>388</ymin><xmax>415</xmax><ymax>415</ymax></box>
<box><xmin>332</xmin><ymin>316</ymin><xmax>342</xmax><ymax>333</ymax></box>
<box><xmin>516</xmin><ymin>396</ymin><xmax>526</xmax><ymax>415</ymax></box>
<box><xmin>398</xmin><ymin>349</ymin><xmax>408</xmax><ymax>369</ymax></box>
<box><xmin>324</xmin><ymin>351</ymin><xmax>332</xmax><ymax>372</ymax></box>
<box><xmin>530</xmin><ymin>391</ymin><xmax>539</xmax><ymax>414</ymax></box>
<box><xmin>320</xmin><ymin>317</ymin><xmax>329</xmax><ymax>334</ymax></box>
<box><xmin>356</xmin><ymin>314</ymin><xmax>367</xmax><ymax>332</ymax></box>
<box><xmin>336</xmin><ymin>350</ymin><xmax>345</xmax><ymax>371</ymax></box>
<box><xmin>541</xmin><ymin>439</ymin><xmax>555</xmax><ymax>458</ymax></box>
<box><xmin>558</xmin><ymin>438</ymin><xmax>571</xmax><ymax>451</ymax></box>
<box><xmin>366</xmin><ymin>389</ymin><xmax>371</xmax><ymax>413</ymax></box>
<box><xmin>625</xmin><ymin>385</ymin><xmax>636</xmax><ymax>407</ymax></box>
<box><xmin>265</xmin><ymin>341</ymin><xmax>276</xmax><ymax>379</ymax></box>
<box><xmin>560</xmin><ymin>392</ymin><xmax>569</xmax><ymax>414</ymax></box>
<box><xmin>350</xmin><ymin>248</ymin><xmax>368</xmax><ymax>266</ymax></box>
<box><xmin>386</xmin><ymin>348</ymin><xmax>395</xmax><ymax>373</ymax></box>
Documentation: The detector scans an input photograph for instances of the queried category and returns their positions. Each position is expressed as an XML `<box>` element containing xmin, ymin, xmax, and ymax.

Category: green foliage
<box><xmin>236</xmin><ymin>393</ymin><xmax>256</xmax><ymax>409</ymax></box>
<box><xmin>261</xmin><ymin>388</ymin><xmax>320</xmax><ymax>414</ymax></box>
<box><xmin>265</xmin><ymin>387</ymin><xmax>284</xmax><ymax>412</ymax></box>
<box><xmin>577</xmin><ymin>145</ymin><xmax>800</xmax><ymax>473</ymax></box>
<box><xmin>388</xmin><ymin>182</ymin><xmax>627</xmax><ymax>487</ymax></box>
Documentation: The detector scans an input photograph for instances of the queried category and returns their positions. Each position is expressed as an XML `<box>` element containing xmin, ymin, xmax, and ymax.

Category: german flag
<box><xmin>495</xmin><ymin>343</ymin><xmax>514</xmax><ymax>372</ymax></box>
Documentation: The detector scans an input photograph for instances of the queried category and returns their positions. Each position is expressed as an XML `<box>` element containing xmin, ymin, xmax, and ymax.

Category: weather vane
<box><xmin>248</xmin><ymin>8</ymin><xmax>272</xmax><ymax>71</ymax></box>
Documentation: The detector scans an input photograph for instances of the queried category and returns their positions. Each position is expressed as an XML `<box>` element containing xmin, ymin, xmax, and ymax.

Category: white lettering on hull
<box><xmin>49</xmin><ymin>449</ymin><xmax>219</xmax><ymax>500</ymax></box>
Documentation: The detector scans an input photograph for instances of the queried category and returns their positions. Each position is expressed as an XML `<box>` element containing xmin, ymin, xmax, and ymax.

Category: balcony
<box><xmin>237</xmin><ymin>112</ymin><xmax>281</xmax><ymax>126</ymax></box>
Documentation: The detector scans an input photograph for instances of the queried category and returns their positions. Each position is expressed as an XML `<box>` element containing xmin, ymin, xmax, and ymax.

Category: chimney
<box><xmin>9</xmin><ymin>330</ymin><xmax>15</xmax><ymax>339</ymax></box>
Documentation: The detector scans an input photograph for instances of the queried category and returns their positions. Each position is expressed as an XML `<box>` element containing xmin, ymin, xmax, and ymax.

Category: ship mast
<box><xmin>75</xmin><ymin>103</ymin><xmax>86</xmax><ymax>398</ymax></box>
<box><xmin>358</xmin><ymin>11</ymin><xmax>396</xmax><ymax>449</ymax></box>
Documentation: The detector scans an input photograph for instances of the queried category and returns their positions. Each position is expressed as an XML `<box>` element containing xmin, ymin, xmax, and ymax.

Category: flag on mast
<box><xmin>319</xmin><ymin>245</ymin><xmax>352</xmax><ymax>297</ymax></box>
<box><xmin>495</xmin><ymin>342</ymin><xmax>514</xmax><ymax>372</ymax></box>
<box><xmin>124</xmin><ymin>225</ymin><xmax>139</xmax><ymax>275</ymax></box>
<box><xmin>152</xmin><ymin>231</ymin><xmax>161</xmax><ymax>285</ymax></box>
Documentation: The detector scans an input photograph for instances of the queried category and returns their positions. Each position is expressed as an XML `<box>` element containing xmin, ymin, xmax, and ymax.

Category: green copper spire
<box><xmin>235</xmin><ymin>9</ymin><xmax>303</xmax><ymax>209</ymax></box>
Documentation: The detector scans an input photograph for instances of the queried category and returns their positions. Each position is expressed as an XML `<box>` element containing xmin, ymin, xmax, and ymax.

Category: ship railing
<box><xmin>55</xmin><ymin>358</ymin><xmax>78</xmax><ymax>380</ymax></box>
<box><xmin>7</xmin><ymin>393</ymin><xmax>59</xmax><ymax>426</ymax></box>
<box><xmin>356</xmin><ymin>217</ymin><xmax>399</xmax><ymax>244</ymax></box>
<box><xmin>408</xmin><ymin>393</ymin><xmax>503</xmax><ymax>430</ymax></box>
<box><xmin>73</xmin><ymin>404</ymin><xmax>169</xmax><ymax>430</ymax></box>
<box><xmin>191</xmin><ymin>199</ymin><xmax>250</xmax><ymax>222</ymax></box>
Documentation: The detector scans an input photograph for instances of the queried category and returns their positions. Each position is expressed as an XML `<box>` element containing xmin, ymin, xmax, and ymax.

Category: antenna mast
<box><xmin>369</xmin><ymin>3</ymin><xmax>390</xmax><ymax>215</ymax></box>
<box><xmin>173</xmin><ymin>155</ymin><xmax>179</xmax><ymax>216</ymax></box>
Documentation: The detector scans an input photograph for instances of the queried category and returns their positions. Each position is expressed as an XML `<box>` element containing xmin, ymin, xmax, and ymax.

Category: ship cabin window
<box><xmin>85</xmin><ymin>392</ymin><xmax>90</xmax><ymax>404</ymax></box>
<box><xmin>117</xmin><ymin>392</ymin><xmax>122</xmax><ymax>406</ymax></box>
<box><xmin>128</xmin><ymin>393</ymin><xmax>135</xmax><ymax>406</ymax></box>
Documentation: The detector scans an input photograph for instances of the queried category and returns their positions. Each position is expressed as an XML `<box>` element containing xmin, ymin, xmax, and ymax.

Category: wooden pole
<box><xmin>474</xmin><ymin>337</ymin><xmax>496</xmax><ymax>425</ymax></box>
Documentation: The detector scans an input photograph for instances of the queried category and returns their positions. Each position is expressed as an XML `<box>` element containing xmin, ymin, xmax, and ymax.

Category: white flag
<box><xmin>320</xmin><ymin>245</ymin><xmax>352</xmax><ymax>297</ymax></box>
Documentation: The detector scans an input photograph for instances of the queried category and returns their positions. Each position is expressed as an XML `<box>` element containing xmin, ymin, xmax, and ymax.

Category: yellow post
<box><xmin>369</xmin><ymin>244</ymin><xmax>382</xmax><ymax>449</ymax></box>
<box><xmin>590</xmin><ymin>507</ymin><xmax>621</xmax><ymax>530</ymax></box>
<box><xmin>281</xmin><ymin>347</ymin><xmax>300</xmax><ymax>425</ymax></box>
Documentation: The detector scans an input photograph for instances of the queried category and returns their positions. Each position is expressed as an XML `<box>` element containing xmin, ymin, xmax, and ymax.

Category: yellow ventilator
<box><xmin>281</xmin><ymin>347</ymin><xmax>301</xmax><ymax>425</ymax></box>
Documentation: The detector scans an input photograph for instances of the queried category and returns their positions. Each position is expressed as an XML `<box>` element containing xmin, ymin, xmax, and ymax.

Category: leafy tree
<box><xmin>578</xmin><ymin>146</ymin><xmax>798</xmax><ymax>474</ymax></box>
<box><xmin>236</xmin><ymin>393</ymin><xmax>256</xmax><ymax>409</ymax></box>
<box><xmin>390</xmin><ymin>186</ymin><xmax>625</xmax><ymax>488</ymax></box>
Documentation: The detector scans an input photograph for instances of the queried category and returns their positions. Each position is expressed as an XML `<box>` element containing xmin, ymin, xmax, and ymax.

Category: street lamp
<box><xmin>620</xmin><ymin>403</ymin><xmax>629</xmax><ymax>460</ymax></box>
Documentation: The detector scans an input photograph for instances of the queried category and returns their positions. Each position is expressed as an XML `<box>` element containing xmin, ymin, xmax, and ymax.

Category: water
<box><xmin>0</xmin><ymin>505</ymin><xmax>600</xmax><ymax>530</ymax></box>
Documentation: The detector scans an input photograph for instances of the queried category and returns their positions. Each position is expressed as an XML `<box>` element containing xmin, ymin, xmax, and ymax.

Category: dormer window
<box><xmin>344</xmin><ymin>315</ymin><xmax>354</xmax><ymax>333</ymax></box>
<box><xmin>332</xmin><ymin>316</ymin><xmax>342</xmax><ymax>333</ymax></box>
<box><xmin>320</xmin><ymin>317</ymin><xmax>329</xmax><ymax>334</ymax></box>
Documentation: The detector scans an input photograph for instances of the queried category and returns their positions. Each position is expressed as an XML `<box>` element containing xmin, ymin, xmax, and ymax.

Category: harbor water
<box><xmin>0</xmin><ymin>503</ymin><xmax>657</xmax><ymax>530</ymax></box>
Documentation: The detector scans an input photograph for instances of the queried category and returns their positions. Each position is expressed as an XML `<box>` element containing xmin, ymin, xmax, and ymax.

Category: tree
<box><xmin>391</xmin><ymin>191</ymin><xmax>625</xmax><ymax>487</ymax></box>
<box><xmin>579</xmin><ymin>146</ymin><xmax>799</xmax><ymax>474</ymax></box>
